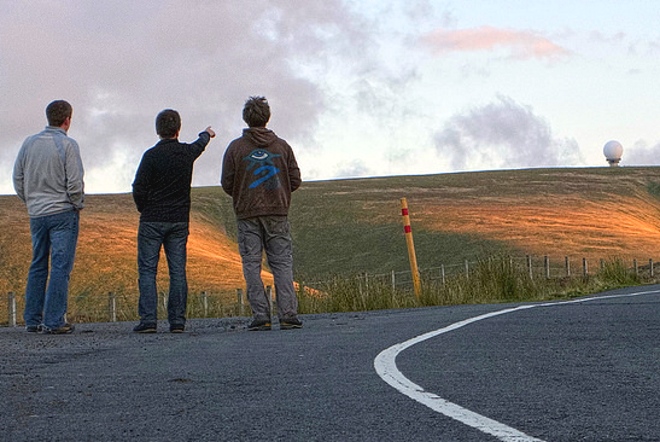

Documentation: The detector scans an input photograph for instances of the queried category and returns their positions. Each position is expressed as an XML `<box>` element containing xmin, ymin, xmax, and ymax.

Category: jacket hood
<box><xmin>243</xmin><ymin>127</ymin><xmax>277</xmax><ymax>147</ymax></box>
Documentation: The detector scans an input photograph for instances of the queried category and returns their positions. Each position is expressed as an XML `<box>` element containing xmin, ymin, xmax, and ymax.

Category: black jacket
<box><xmin>132</xmin><ymin>132</ymin><xmax>210</xmax><ymax>222</ymax></box>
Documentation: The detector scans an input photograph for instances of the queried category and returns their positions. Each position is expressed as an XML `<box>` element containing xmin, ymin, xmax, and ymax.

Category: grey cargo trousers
<box><xmin>237</xmin><ymin>216</ymin><xmax>299</xmax><ymax>321</ymax></box>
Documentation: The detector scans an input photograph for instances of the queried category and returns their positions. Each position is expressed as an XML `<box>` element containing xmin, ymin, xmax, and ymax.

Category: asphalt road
<box><xmin>1</xmin><ymin>285</ymin><xmax>659</xmax><ymax>441</ymax></box>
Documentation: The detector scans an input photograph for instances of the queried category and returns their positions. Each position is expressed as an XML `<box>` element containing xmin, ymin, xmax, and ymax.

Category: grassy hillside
<box><xmin>2</xmin><ymin>167</ymin><xmax>660</xmax><ymax>307</ymax></box>
<box><xmin>288</xmin><ymin>166</ymin><xmax>660</xmax><ymax>279</ymax></box>
<box><xmin>0</xmin><ymin>192</ymin><xmax>271</xmax><ymax>309</ymax></box>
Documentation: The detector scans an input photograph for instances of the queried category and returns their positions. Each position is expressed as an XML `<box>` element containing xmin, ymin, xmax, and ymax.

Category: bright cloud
<box><xmin>434</xmin><ymin>96</ymin><xmax>582</xmax><ymax>171</ymax></box>
<box><xmin>421</xmin><ymin>26</ymin><xmax>570</xmax><ymax>60</ymax></box>
<box><xmin>624</xmin><ymin>141</ymin><xmax>660</xmax><ymax>166</ymax></box>
<box><xmin>1</xmin><ymin>1</ymin><xmax>659</xmax><ymax>194</ymax></box>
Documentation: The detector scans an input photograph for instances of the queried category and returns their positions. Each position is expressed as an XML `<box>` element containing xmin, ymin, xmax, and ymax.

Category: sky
<box><xmin>2</xmin><ymin>0</ymin><xmax>659</xmax><ymax>195</ymax></box>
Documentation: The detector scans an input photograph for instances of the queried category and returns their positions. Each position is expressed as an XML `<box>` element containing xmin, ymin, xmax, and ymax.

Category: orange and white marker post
<box><xmin>400</xmin><ymin>198</ymin><xmax>421</xmax><ymax>298</ymax></box>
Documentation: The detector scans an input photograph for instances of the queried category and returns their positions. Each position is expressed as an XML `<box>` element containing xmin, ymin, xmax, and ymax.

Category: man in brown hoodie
<box><xmin>221</xmin><ymin>96</ymin><xmax>302</xmax><ymax>330</ymax></box>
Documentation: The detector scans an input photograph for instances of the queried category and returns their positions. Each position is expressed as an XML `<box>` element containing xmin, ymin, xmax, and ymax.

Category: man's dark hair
<box><xmin>46</xmin><ymin>100</ymin><xmax>72</xmax><ymax>127</ymax></box>
<box><xmin>242</xmin><ymin>96</ymin><xmax>270</xmax><ymax>128</ymax></box>
<box><xmin>156</xmin><ymin>109</ymin><xmax>181</xmax><ymax>138</ymax></box>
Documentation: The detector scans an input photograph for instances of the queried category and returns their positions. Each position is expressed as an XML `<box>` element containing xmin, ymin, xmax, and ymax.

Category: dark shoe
<box><xmin>26</xmin><ymin>324</ymin><xmax>42</xmax><ymax>333</ymax></box>
<box><xmin>42</xmin><ymin>323</ymin><xmax>75</xmax><ymax>334</ymax></box>
<box><xmin>169</xmin><ymin>324</ymin><xmax>185</xmax><ymax>333</ymax></box>
<box><xmin>248</xmin><ymin>319</ymin><xmax>271</xmax><ymax>331</ymax></box>
<box><xmin>133</xmin><ymin>322</ymin><xmax>157</xmax><ymax>333</ymax></box>
<box><xmin>280</xmin><ymin>318</ymin><xmax>303</xmax><ymax>330</ymax></box>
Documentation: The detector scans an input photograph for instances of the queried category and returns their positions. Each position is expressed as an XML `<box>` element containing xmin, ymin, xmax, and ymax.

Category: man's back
<box><xmin>13</xmin><ymin>127</ymin><xmax>85</xmax><ymax>217</ymax></box>
<box><xmin>221</xmin><ymin>128</ymin><xmax>301</xmax><ymax>220</ymax></box>
<box><xmin>132</xmin><ymin>134</ymin><xmax>210</xmax><ymax>223</ymax></box>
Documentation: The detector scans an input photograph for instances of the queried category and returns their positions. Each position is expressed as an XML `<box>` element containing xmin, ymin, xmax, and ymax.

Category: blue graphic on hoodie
<box><xmin>243</xmin><ymin>149</ymin><xmax>281</xmax><ymax>189</ymax></box>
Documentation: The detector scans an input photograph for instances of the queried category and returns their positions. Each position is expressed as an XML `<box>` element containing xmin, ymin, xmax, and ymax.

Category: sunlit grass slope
<box><xmin>287</xmin><ymin>167</ymin><xmax>660</xmax><ymax>279</ymax></box>
<box><xmin>0</xmin><ymin>192</ymin><xmax>271</xmax><ymax>305</ymax></box>
<box><xmin>2</xmin><ymin>167</ymin><xmax>660</xmax><ymax>300</ymax></box>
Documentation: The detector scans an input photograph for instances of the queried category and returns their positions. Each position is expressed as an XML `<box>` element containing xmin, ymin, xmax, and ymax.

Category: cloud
<box><xmin>334</xmin><ymin>159</ymin><xmax>372</xmax><ymax>179</ymax></box>
<box><xmin>421</xmin><ymin>26</ymin><xmax>570</xmax><ymax>60</ymax></box>
<box><xmin>588</xmin><ymin>30</ymin><xmax>627</xmax><ymax>45</ymax></box>
<box><xmin>0</xmin><ymin>0</ymin><xmax>366</xmax><ymax>193</ymax></box>
<box><xmin>433</xmin><ymin>96</ymin><xmax>582</xmax><ymax>170</ymax></box>
<box><xmin>623</xmin><ymin>140</ymin><xmax>660</xmax><ymax>166</ymax></box>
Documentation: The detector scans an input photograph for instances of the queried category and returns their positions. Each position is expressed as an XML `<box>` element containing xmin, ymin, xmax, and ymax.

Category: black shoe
<box><xmin>133</xmin><ymin>322</ymin><xmax>157</xmax><ymax>333</ymax></box>
<box><xmin>280</xmin><ymin>318</ymin><xmax>303</xmax><ymax>330</ymax></box>
<box><xmin>248</xmin><ymin>319</ymin><xmax>272</xmax><ymax>331</ymax></box>
<box><xmin>170</xmin><ymin>324</ymin><xmax>185</xmax><ymax>333</ymax></box>
<box><xmin>26</xmin><ymin>324</ymin><xmax>42</xmax><ymax>333</ymax></box>
<box><xmin>42</xmin><ymin>323</ymin><xmax>75</xmax><ymax>334</ymax></box>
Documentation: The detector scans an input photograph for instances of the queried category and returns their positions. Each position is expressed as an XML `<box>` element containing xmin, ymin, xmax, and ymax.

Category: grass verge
<box><xmin>297</xmin><ymin>256</ymin><xmax>647</xmax><ymax>314</ymax></box>
<box><xmin>0</xmin><ymin>256</ymin><xmax>651</xmax><ymax>326</ymax></box>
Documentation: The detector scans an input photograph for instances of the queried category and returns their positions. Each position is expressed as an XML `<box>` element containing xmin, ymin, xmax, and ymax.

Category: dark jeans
<box><xmin>237</xmin><ymin>216</ymin><xmax>299</xmax><ymax>321</ymax></box>
<box><xmin>137</xmin><ymin>222</ymin><xmax>189</xmax><ymax>326</ymax></box>
<box><xmin>24</xmin><ymin>210</ymin><xmax>79</xmax><ymax>329</ymax></box>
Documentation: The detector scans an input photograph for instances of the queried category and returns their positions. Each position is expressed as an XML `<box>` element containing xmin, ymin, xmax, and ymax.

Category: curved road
<box><xmin>1</xmin><ymin>285</ymin><xmax>659</xmax><ymax>441</ymax></box>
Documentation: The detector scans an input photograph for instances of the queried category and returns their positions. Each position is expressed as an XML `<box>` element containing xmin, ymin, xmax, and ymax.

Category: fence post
<box><xmin>400</xmin><ymin>198</ymin><xmax>421</xmax><ymax>298</ymax></box>
<box><xmin>600</xmin><ymin>259</ymin><xmax>605</xmax><ymax>270</ymax></box>
<box><xmin>582</xmin><ymin>258</ymin><xmax>588</xmax><ymax>277</ymax></box>
<box><xmin>526</xmin><ymin>255</ymin><xmax>533</xmax><ymax>279</ymax></box>
<box><xmin>8</xmin><ymin>292</ymin><xmax>16</xmax><ymax>327</ymax></box>
<box><xmin>464</xmin><ymin>260</ymin><xmax>469</xmax><ymax>279</ymax></box>
<box><xmin>441</xmin><ymin>264</ymin><xmax>446</xmax><ymax>285</ymax></box>
<box><xmin>544</xmin><ymin>256</ymin><xmax>550</xmax><ymax>279</ymax></box>
<box><xmin>391</xmin><ymin>270</ymin><xmax>396</xmax><ymax>294</ymax></box>
<box><xmin>237</xmin><ymin>288</ymin><xmax>244</xmax><ymax>316</ymax></box>
<box><xmin>202</xmin><ymin>291</ymin><xmax>209</xmax><ymax>317</ymax></box>
<box><xmin>633</xmin><ymin>259</ymin><xmax>638</xmax><ymax>276</ymax></box>
<box><xmin>565</xmin><ymin>256</ymin><xmax>571</xmax><ymax>277</ymax></box>
<box><xmin>650</xmin><ymin>259</ymin><xmax>654</xmax><ymax>278</ymax></box>
<box><xmin>108</xmin><ymin>292</ymin><xmax>117</xmax><ymax>322</ymax></box>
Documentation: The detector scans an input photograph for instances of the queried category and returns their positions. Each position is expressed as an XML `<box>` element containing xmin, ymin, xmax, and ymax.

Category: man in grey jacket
<box><xmin>13</xmin><ymin>100</ymin><xmax>85</xmax><ymax>334</ymax></box>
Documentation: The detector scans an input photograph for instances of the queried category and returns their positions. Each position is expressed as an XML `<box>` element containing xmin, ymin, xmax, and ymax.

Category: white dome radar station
<box><xmin>603</xmin><ymin>140</ymin><xmax>623</xmax><ymax>167</ymax></box>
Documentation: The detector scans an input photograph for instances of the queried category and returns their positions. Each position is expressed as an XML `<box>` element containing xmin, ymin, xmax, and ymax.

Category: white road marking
<box><xmin>374</xmin><ymin>289</ymin><xmax>660</xmax><ymax>442</ymax></box>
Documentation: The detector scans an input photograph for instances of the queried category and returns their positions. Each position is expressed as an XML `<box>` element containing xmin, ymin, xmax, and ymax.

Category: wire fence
<box><xmin>1</xmin><ymin>289</ymin><xmax>249</xmax><ymax>328</ymax></box>
<box><xmin>302</xmin><ymin>255</ymin><xmax>659</xmax><ymax>293</ymax></box>
<box><xmin>2</xmin><ymin>254</ymin><xmax>657</xmax><ymax>327</ymax></box>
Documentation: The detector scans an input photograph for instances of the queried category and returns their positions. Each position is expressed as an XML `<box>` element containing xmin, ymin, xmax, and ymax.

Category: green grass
<box><xmin>647</xmin><ymin>181</ymin><xmax>660</xmax><ymax>199</ymax></box>
<box><xmin>296</xmin><ymin>255</ymin><xmax>651</xmax><ymax>315</ymax></box>
<box><xmin>0</xmin><ymin>255</ymin><xmax>653</xmax><ymax>326</ymax></box>
<box><xmin>283</xmin><ymin>167</ymin><xmax>660</xmax><ymax>278</ymax></box>
<box><xmin>3</xmin><ymin>166</ymin><xmax>660</xmax><ymax>325</ymax></box>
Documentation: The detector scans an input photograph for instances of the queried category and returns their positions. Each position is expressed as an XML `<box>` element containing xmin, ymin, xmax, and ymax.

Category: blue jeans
<box><xmin>137</xmin><ymin>222</ymin><xmax>189</xmax><ymax>326</ymax></box>
<box><xmin>237</xmin><ymin>216</ymin><xmax>299</xmax><ymax>321</ymax></box>
<box><xmin>24</xmin><ymin>210</ymin><xmax>79</xmax><ymax>329</ymax></box>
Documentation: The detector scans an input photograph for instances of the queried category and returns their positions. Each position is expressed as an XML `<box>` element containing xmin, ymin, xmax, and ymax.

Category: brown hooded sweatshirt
<box><xmin>221</xmin><ymin>127</ymin><xmax>301</xmax><ymax>219</ymax></box>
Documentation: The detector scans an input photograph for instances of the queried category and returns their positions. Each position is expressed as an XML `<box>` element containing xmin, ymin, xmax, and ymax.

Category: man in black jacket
<box><xmin>221</xmin><ymin>96</ymin><xmax>302</xmax><ymax>331</ymax></box>
<box><xmin>132</xmin><ymin>109</ymin><xmax>215</xmax><ymax>333</ymax></box>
